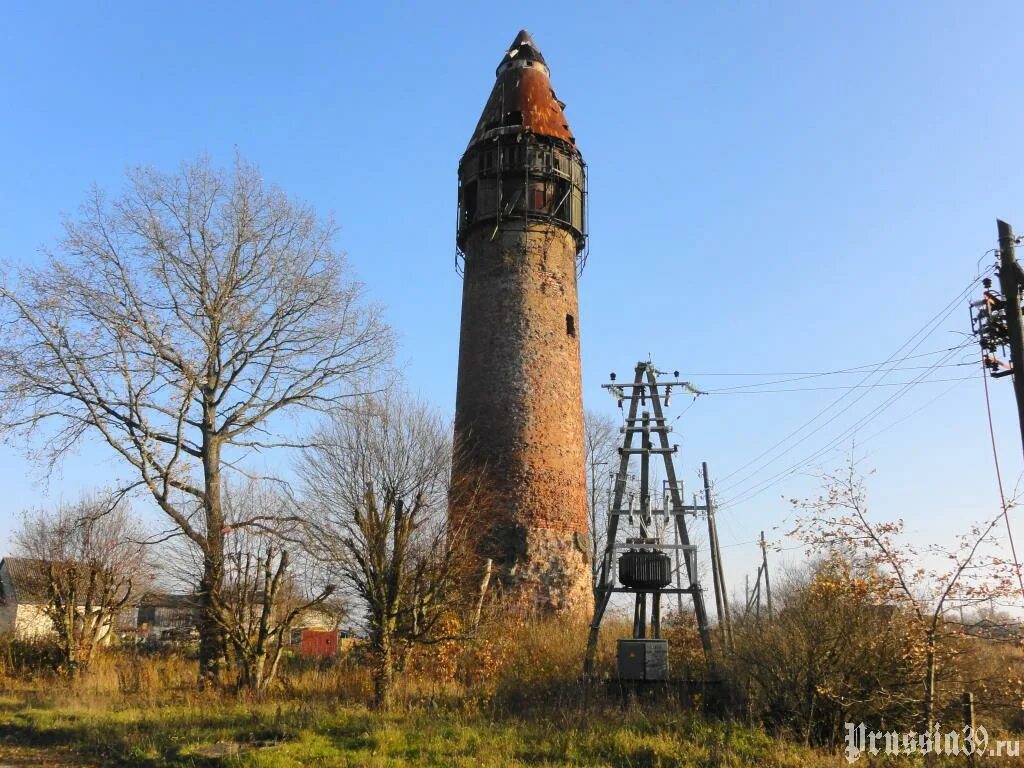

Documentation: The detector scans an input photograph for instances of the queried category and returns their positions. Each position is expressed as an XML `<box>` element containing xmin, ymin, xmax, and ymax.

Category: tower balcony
<box><xmin>456</xmin><ymin>132</ymin><xmax>587</xmax><ymax>265</ymax></box>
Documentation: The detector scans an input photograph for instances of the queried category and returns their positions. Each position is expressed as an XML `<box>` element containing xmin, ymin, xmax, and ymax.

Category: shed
<box><xmin>300</xmin><ymin>628</ymin><xmax>339</xmax><ymax>658</ymax></box>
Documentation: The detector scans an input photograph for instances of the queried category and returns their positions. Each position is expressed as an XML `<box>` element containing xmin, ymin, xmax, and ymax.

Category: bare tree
<box><xmin>218</xmin><ymin>483</ymin><xmax>335</xmax><ymax>694</ymax></box>
<box><xmin>297</xmin><ymin>393</ymin><xmax>477</xmax><ymax>709</ymax></box>
<box><xmin>728</xmin><ymin>555</ymin><xmax>921</xmax><ymax>747</ymax></box>
<box><xmin>584</xmin><ymin>409</ymin><xmax>619</xmax><ymax>595</ymax></box>
<box><xmin>791</xmin><ymin>459</ymin><xmax>1018</xmax><ymax>732</ymax></box>
<box><xmin>13</xmin><ymin>495</ymin><xmax>148</xmax><ymax>674</ymax></box>
<box><xmin>0</xmin><ymin>156</ymin><xmax>394</xmax><ymax>685</ymax></box>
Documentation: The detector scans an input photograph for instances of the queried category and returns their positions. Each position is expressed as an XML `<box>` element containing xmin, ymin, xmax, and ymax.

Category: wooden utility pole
<box><xmin>754</xmin><ymin>569</ymin><xmax>761</xmax><ymax>619</ymax></box>
<box><xmin>674</xmin><ymin>502</ymin><xmax>685</xmax><ymax>615</ymax></box>
<box><xmin>997</xmin><ymin>219</ymin><xmax>1024</xmax><ymax>460</ymax></box>
<box><xmin>584</xmin><ymin>364</ymin><xmax>640</xmax><ymax>676</ymax></box>
<box><xmin>644</xmin><ymin>366</ymin><xmax>713</xmax><ymax>655</ymax></box>
<box><xmin>704</xmin><ymin>462</ymin><xmax>733</xmax><ymax>651</ymax></box>
<box><xmin>963</xmin><ymin>691</ymin><xmax>976</xmax><ymax>766</ymax></box>
<box><xmin>759</xmin><ymin>531</ymin><xmax>773</xmax><ymax>618</ymax></box>
<box><xmin>585</xmin><ymin>362</ymin><xmax>715</xmax><ymax>675</ymax></box>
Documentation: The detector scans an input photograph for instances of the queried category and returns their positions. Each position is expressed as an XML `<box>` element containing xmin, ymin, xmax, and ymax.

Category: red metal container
<box><xmin>300</xmin><ymin>629</ymin><xmax>339</xmax><ymax>658</ymax></box>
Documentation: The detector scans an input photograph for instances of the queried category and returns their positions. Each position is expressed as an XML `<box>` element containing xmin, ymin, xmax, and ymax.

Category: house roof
<box><xmin>2</xmin><ymin>557</ymin><xmax>142</xmax><ymax>606</ymax></box>
<box><xmin>1</xmin><ymin>557</ymin><xmax>53</xmax><ymax>603</ymax></box>
<box><xmin>966</xmin><ymin>617</ymin><xmax>1022</xmax><ymax>640</ymax></box>
<box><xmin>137</xmin><ymin>592</ymin><xmax>199</xmax><ymax>610</ymax></box>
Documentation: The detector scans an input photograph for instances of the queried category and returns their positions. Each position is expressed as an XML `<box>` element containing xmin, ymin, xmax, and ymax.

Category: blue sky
<box><xmin>2</xmin><ymin>2</ymin><xmax>1023</xmax><ymax>606</ymax></box>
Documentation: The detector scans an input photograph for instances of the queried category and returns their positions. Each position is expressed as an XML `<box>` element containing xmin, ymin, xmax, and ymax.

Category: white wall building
<box><xmin>0</xmin><ymin>557</ymin><xmax>60</xmax><ymax>638</ymax></box>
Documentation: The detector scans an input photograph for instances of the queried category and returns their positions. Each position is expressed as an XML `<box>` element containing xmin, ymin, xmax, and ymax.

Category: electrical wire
<box><xmin>717</xmin><ymin>538</ymin><xmax>804</xmax><ymax>552</ymax></box>
<box><xmin>858</xmin><ymin>376</ymin><xmax>970</xmax><ymax>445</ymax></box>
<box><xmin>720</xmin><ymin>345</ymin><xmax>964</xmax><ymax>507</ymax></box>
<box><xmin>718</xmin><ymin>340</ymin><xmax>971</xmax><ymax>509</ymax></box>
<box><xmin>671</xmin><ymin>398</ymin><xmax>699</xmax><ymax>422</ymax></box>
<box><xmin>678</xmin><ymin>346</ymin><xmax>974</xmax><ymax>379</ymax></box>
<box><xmin>716</xmin><ymin>270</ymin><xmax>988</xmax><ymax>496</ymax></box>
<box><xmin>719</xmin><ymin>342</ymin><xmax>970</xmax><ymax>498</ymax></box>
<box><xmin>979</xmin><ymin>349</ymin><xmax>1024</xmax><ymax>605</ymax></box>
<box><xmin>703</xmin><ymin>375</ymin><xmax>974</xmax><ymax>394</ymax></box>
<box><xmin>717</xmin><ymin>273</ymin><xmax>987</xmax><ymax>488</ymax></box>
<box><xmin>700</xmin><ymin>360</ymin><xmax>973</xmax><ymax>392</ymax></box>
<box><xmin>717</xmin><ymin>341</ymin><xmax>971</xmax><ymax>489</ymax></box>
<box><xmin>713</xmin><ymin>381</ymin><xmax>969</xmax><ymax>551</ymax></box>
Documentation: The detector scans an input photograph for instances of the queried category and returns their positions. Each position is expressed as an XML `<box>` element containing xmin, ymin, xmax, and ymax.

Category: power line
<box><xmin>677</xmin><ymin>345</ymin><xmax>974</xmax><ymax>379</ymax></box>
<box><xmin>716</xmin><ymin>271</ymin><xmax>988</xmax><ymax>494</ymax></box>
<box><xmin>700</xmin><ymin>359</ymin><xmax>972</xmax><ymax>392</ymax></box>
<box><xmin>718</xmin><ymin>340</ymin><xmax>969</xmax><ymax>498</ymax></box>
<box><xmin>858</xmin><ymin>376</ymin><xmax>970</xmax><ymax>445</ymax></box>
<box><xmin>718</xmin><ymin>342</ymin><xmax>969</xmax><ymax>509</ymax></box>
<box><xmin>712</xmin><ymin>376</ymin><xmax>964</xmax><ymax>554</ymax></box>
<box><xmin>720</xmin><ymin>346</ymin><xmax>966</xmax><ymax>507</ymax></box>
<box><xmin>717</xmin><ymin>538</ymin><xmax>804</xmax><ymax>552</ymax></box>
<box><xmin>979</xmin><ymin>349</ymin><xmax>1024</xmax><ymax>605</ymax></box>
<box><xmin>703</xmin><ymin>375</ymin><xmax>974</xmax><ymax>395</ymax></box>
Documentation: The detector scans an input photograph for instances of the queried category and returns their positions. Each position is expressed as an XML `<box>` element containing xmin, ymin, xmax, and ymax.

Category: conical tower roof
<box><xmin>495</xmin><ymin>29</ymin><xmax>548</xmax><ymax>75</ymax></box>
<box><xmin>466</xmin><ymin>30</ymin><xmax>577</xmax><ymax>150</ymax></box>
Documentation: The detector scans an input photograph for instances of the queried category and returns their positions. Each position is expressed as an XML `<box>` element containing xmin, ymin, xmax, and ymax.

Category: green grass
<box><xmin>8</xmin><ymin>691</ymin><xmax>1019</xmax><ymax>767</ymax></box>
<box><xmin>0</xmin><ymin>692</ymin><xmax>839</xmax><ymax>768</ymax></box>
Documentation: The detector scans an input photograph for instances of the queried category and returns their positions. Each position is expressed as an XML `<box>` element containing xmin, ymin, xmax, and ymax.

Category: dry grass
<box><xmin>0</xmin><ymin>617</ymin><xmax>1019</xmax><ymax>766</ymax></box>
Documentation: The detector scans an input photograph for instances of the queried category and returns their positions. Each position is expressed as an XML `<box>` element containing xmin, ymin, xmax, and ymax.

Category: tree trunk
<box><xmin>60</xmin><ymin>611</ymin><xmax>78</xmax><ymax>677</ymax></box>
<box><xmin>198</xmin><ymin>429</ymin><xmax>227</xmax><ymax>688</ymax></box>
<box><xmin>804</xmin><ymin>689</ymin><xmax>816</xmax><ymax>747</ymax></box>
<box><xmin>267</xmin><ymin>644</ymin><xmax>285</xmax><ymax>691</ymax></box>
<box><xmin>197</xmin><ymin>558</ymin><xmax>227</xmax><ymax>687</ymax></box>
<box><xmin>252</xmin><ymin>652</ymin><xmax>266</xmax><ymax>694</ymax></box>
<box><xmin>924</xmin><ymin>630</ymin><xmax>937</xmax><ymax>734</ymax></box>
<box><xmin>374</xmin><ymin>638</ymin><xmax>396</xmax><ymax>710</ymax></box>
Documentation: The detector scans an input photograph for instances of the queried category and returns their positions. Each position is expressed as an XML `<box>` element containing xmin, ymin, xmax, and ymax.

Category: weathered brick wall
<box><xmin>453</xmin><ymin>222</ymin><xmax>591</xmax><ymax>613</ymax></box>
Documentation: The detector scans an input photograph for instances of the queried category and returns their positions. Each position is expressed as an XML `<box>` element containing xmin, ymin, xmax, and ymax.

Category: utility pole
<box><xmin>972</xmin><ymin>226</ymin><xmax>1024</xmax><ymax>609</ymax></box>
<box><xmin>704</xmin><ymin>462</ymin><xmax>732</xmax><ymax>651</ymax></box>
<box><xmin>963</xmin><ymin>691</ymin><xmax>976</xmax><ymax>767</ymax></box>
<box><xmin>759</xmin><ymin>531</ymin><xmax>773</xmax><ymax>618</ymax></box>
<box><xmin>754</xmin><ymin>568</ymin><xmax>761</xmax><ymax>619</ymax></box>
<box><xmin>997</xmin><ymin>219</ymin><xmax>1024</xmax><ymax>460</ymax></box>
<box><xmin>585</xmin><ymin>362</ymin><xmax>715</xmax><ymax>675</ymax></box>
<box><xmin>674</xmin><ymin>500</ymin><xmax>685</xmax><ymax>615</ymax></box>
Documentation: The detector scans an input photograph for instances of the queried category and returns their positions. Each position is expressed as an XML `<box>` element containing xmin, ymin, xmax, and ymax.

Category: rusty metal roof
<box><xmin>467</xmin><ymin>30</ymin><xmax>577</xmax><ymax>150</ymax></box>
<box><xmin>496</xmin><ymin>29</ymin><xmax>547</xmax><ymax>76</ymax></box>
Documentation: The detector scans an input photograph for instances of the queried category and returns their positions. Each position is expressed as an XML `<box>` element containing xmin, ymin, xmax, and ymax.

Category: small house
<box><xmin>136</xmin><ymin>593</ymin><xmax>199</xmax><ymax>641</ymax></box>
<box><xmin>0</xmin><ymin>557</ymin><xmax>57</xmax><ymax>638</ymax></box>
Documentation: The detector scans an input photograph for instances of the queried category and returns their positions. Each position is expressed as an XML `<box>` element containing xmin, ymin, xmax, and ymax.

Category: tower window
<box><xmin>566</xmin><ymin>314</ymin><xmax>575</xmax><ymax>337</ymax></box>
<box><xmin>462</xmin><ymin>181</ymin><xmax>477</xmax><ymax>224</ymax></box>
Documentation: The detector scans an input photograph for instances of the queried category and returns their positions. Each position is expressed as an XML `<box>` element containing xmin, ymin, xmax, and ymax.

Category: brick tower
<box><xmin>453</xmin><ymin>30</ymin><xmax>590</xmax><ymax>612</ymax></box>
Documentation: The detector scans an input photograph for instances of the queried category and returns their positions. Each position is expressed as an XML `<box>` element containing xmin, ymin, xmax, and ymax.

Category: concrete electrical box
<box><xmin>616</xmin><ymin>639</ymin><xmax>669</xmax><ymax>681</ymax></box>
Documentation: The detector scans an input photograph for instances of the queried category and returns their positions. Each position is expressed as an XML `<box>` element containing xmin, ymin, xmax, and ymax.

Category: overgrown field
<box><xmin>2</xmin><ymin>613</ymin><xmax>1023</xmax><ymax>767</ymax></box>
<box><xmin>0</xmin><ymin>693</ymin><xmax>840</xmax><ymax>768</ymax></box>
<box><xmin>0</xmin><ymin>620</ymin><xmax>812</xmax><ymax>768</ymax></box>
